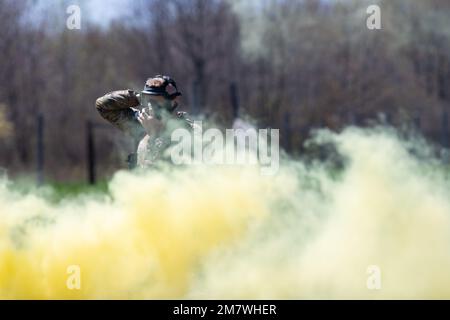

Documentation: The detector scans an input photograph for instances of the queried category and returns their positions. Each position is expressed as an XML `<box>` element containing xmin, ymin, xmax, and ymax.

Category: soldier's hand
<box><xmin>137</xmin><ymin>107</ymin><xmax>164</xmax><ymax>136</ymax></box>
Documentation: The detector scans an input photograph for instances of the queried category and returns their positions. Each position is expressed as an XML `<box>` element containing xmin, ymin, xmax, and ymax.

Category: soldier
<box><xmin>95</xmin><ymin>75</ymin><xmax>193</xmax><ymax>169</ymax></box>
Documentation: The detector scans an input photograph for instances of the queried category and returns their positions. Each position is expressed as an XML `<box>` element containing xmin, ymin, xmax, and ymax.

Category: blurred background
<box><xmin>0</xmin><ymin>0</ymin><xmax>449</xmax><ymax>184</ymax></box>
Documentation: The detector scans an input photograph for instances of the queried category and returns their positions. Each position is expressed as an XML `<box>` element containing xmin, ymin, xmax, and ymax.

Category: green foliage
<box><xmin>7</xmin><ymin>179</ymin><xmax>110</xmax><ymax>203</ymax></box>
<box><xmin>46</xmin><ymin>181</ymin><xmax>109</xmax><ymax>201</ymax></box>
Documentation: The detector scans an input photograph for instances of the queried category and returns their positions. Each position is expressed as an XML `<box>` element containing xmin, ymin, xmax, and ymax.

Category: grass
<box><xmin>7</xmin><ymin>179</ymin><xmax>110</xmax><ymax>203</ymax></box>
<box><xmin>46</xmin><ymin>181</ymin><xmax>110</xmax><ymax>201</ymax></box>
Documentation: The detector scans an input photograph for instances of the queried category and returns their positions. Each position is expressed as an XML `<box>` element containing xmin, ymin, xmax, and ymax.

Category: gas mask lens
<box><xmin>139</xmin><ymin>92</ymin><xmax>153</xmax><ymax>108</ymax></box>
<box><xmin>165</xmin><ymin>84</ymin><xmax>177</xmax><ymax>96</ymax></box>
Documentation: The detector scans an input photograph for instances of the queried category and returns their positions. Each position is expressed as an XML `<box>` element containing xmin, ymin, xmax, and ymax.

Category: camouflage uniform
<box><xmin>95</xmin><ymin>89</ymin><xmax>192</xmax><ymax>168</ymax></box>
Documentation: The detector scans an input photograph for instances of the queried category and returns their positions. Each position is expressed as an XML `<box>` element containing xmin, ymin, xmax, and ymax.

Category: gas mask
<box><xmin>138</xmin><ymin>92</ymin><xmax>178</xmax><ymax>120</ymax></box>
<box><xmin>139</xmin><ymin>75</ymin><xmax>182</xmax><ymax>117</ymax></box>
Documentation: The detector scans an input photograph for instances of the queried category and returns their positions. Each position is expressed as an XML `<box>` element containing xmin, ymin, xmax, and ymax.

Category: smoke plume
<box><xmin>1</xmin><ymin>127</ymin><xmax>450</xmax><ymax>299</ymax></box>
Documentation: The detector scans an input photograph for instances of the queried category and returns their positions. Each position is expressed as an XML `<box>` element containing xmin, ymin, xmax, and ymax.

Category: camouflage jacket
<box><xmin>95</xmin><ymin>89</ymin><xmax>193</xmax><ymax>168</ymax></box>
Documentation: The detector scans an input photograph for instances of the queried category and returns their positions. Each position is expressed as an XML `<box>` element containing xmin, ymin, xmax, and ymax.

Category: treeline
<box><xmin>0</xmin><ymin>0</ymin><xmax>449</xmax><ymax>181</ymax></box>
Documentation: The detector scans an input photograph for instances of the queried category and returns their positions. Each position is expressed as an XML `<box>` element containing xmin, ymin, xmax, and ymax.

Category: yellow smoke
<box><xmin>1</xmin><ymin>127</ymin><xmax>450</xmax><ymax>299</ymax></box>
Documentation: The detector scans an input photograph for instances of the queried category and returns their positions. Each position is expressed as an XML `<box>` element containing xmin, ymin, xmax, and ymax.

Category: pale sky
<box><xmin>29</xmin><ymin>0</ymin><xmax>132</xmax><ymax>28</ymax></box>
<box><xmin>85</xmin><ymin>0</ymin><xmax>132</xmax><ymax>26</ymax></box>
<box><xmin>30</xmin><ymin>0</ymin><xmax>335</xmax><ymax>29</ymax></box>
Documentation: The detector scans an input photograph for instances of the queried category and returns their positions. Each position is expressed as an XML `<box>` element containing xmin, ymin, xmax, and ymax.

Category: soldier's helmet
<box><xmin>140</xmin><ymin>75</ymin><xmax>182</xmax><ymax>114</ymax></box>
<box><xmin>142</xmin><ymin>75</ymin><xmax>182</xmax><ymax>101</ymax></box>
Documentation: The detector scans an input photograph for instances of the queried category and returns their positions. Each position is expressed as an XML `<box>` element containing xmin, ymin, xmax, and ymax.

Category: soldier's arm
<box><xmin>95</xmin><ymin>89</ymin><xmax>146</xmax><ymax>139</ymax></box>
